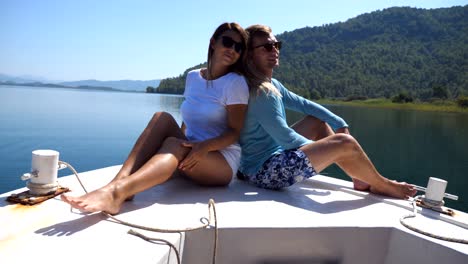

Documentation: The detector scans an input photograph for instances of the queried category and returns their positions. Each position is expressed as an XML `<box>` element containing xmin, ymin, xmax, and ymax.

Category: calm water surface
<box><xmin>0</xmin><ymin>85</ymin><xmax>182</xmax><ymax>192</ymax></box>
<box><xmin>1</xmin><ymin>85</ymin><xmax>467</xmax><ymax>212</ymax></box>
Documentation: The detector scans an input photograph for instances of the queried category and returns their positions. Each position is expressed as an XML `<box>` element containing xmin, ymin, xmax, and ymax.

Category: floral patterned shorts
<box><xmin>247</xmin><ymin>148</ymin><xmax>317</xmax><ymax>190</ymax></box>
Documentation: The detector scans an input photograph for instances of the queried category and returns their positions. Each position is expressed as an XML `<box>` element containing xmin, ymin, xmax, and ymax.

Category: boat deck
<box><xmin>1</xmin><ymin>165</ymin><xmax>467</xmax><ymax>264</ymax></box>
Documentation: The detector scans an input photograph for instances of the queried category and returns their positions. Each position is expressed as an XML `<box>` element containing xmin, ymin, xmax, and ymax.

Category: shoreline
<box><xmin>3</xmin><ymin>83</ymin><xmax>467</xmax><ymax>114</ymax></box>
<box><xmin>318</xmin><ymin>98</ymin><xmax>468</xmax><ymax>114</ymax></box>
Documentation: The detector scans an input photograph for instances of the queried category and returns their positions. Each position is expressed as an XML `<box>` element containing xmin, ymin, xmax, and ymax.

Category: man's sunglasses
<box><xmin>253</xmin><ymin>41</ymin><xmax>282</xmax><ymax>52</ymax></box>
<box><xmin>220</xmin><ymin>36</ymin><xmax>244</xmax><ymax>53</ymax></box>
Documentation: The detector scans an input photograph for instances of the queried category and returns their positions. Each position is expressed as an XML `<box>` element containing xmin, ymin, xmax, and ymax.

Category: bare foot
<box><xmin>369</xmin><ymin>180</ymin><xmax>417</xmax><ymax>199</ymax></box>
<box><xmin>110</xmin><ymin>173</ymin><xmax>134</xmax><ymax>201</ymax></box>
<box><xmin>60</xmin><ymin>186</ymin><xmax>124</xmax><ymax>215</ymax></box>
<box><xmin>352</xmin><ymin>178</ymin><xmax>370</xmax><ymax>191</ymax></box>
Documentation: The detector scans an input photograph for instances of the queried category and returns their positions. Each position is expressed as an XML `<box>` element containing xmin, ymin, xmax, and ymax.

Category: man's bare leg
<box><xmin>300</xmin><ymin>134</ymin><xmax>416</xmax><ymax>199</ymax></box>
<box><xmin>291</xmin><ymin>116</ymin><xmax>370</xmax><ymax>191</ymax></box>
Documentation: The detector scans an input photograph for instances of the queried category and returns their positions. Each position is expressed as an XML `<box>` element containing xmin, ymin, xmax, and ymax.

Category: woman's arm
<box><xmin>196</xmin><ymin>103</ymin><xmax>247</xmax><ymax>151</ymax></box>
<box><xmin>179</xmin><ymin>104</ymin><xmax>247</xmax><ymax>170</ymax></box>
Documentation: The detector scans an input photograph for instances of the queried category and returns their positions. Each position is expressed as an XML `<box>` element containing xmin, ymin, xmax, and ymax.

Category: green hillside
<box><xmin>155</xmin><ymin>6</ymin><xmax>467</xmax><ymax>101</ymax></box>
<box><xmin>156</xmin><ymin>63</ymin><xmax>206</xmax><ymax>94</ymax></box>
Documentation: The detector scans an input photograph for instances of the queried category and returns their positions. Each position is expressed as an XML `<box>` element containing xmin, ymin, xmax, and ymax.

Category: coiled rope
<box><xmin>400</xmin><ymin>195</ymin><xmax>468</xmax><ymax>244</ymax></box>
<box><xmin>59</xmin><ymin>161</ymin><xmax>219</xmax><ymax>264</ymax></box>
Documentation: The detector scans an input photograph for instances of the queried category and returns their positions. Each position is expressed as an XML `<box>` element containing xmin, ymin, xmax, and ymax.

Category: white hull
<box><xmin>1</xmin><ymin>165</ymin><xmax>467</xmax><ymax>263</ymax></box>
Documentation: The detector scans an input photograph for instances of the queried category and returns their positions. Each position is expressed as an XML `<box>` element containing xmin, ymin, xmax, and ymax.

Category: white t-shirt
<box><xmin>180</xmin><ymin>69</ymin><xmax>249</xmax><ymax>175</ymax></box>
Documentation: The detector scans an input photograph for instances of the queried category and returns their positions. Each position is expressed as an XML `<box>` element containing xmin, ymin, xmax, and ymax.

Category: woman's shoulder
<box><xmin>221</xmin><ymin>72</ymin><xmax>248</xmax><ymax>90</ymax></box>
<box><xmin>223</xmin><ymin>71</ymin><xmax>246</xmax><ymax>81</ymax></box>
<box><xmin>187</xmin><ymin>68</ymin><xmax>203</xmax><ymax>77</ymax></box>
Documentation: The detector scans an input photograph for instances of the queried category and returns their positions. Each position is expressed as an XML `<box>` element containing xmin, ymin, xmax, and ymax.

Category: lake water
<box><xmin>1</xmin><ymin>85</ymin><xmax>467</xmax><ymax>212</ymax></box>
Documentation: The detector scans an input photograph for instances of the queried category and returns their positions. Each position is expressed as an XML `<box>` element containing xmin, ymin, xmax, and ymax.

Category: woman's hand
<box><xmin>178</xmin><ymin>104</ymin><xmax>246</xmax><ymax>172</ymax></box>
<box><xmin>178</xmin><ymin>140</ymin><xmax>210</xmax><ymax>171</ymax></box>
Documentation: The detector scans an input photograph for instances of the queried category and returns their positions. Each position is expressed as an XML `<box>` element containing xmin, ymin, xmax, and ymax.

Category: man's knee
<box><xmin>332</xmin><ymin>133</ymin><xmax>359</xmax><ymax>147</ymax></box>
<box><xmin>332</xmin><ymin>134</ymin><xmax>360</xmax><ymax>153</ymax></box>
<box><xmin>304</xmin><ymin>115</ymin><xmax>322</xmax><ymax>124</ymax></box>
<box><xmin>305</xmin><ymin>116</ymin><xmax>333</xmax><ymax>138</ymax></box>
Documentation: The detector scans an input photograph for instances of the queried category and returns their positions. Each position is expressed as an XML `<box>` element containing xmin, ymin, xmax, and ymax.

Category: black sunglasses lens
<box><xmin>222</xmin><ymin>36</ymin><xmax>234</xmax><ymax>47</ymax></box>
<box><xmin>234</xmin><ymin>43</ymin><xmax>242</xmax><ymax>53</ymax></box>
<box><xmin>261</xmin><ymin>42</ymin><xmax>282</xmax><ymax>52</ymax></box>
<box><xmin>264</xmin><ymin>43</ymin><xmax>274</xmax><ymax>52</ymax></box>
<box><xmin>221</xmin><ymin>36</ymin><xmax>243</xmax><ymax>53</ymax></box>
<box><xmin>276</xmin><ymin>42</ymin><xmax>282</xmax><ymax>50</ymax></box>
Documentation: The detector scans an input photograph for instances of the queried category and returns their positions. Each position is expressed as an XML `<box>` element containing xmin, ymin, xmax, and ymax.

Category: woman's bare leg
<box><xmin>291</xmin><ymin>116</ymin><xmax>370</xmax><ymax>190</ymax></box>
<box><xmin>111</xmin><ymin>112</ymin><xmax>185</xmax><ymax>202</ymax></box>
<box><xmin>299</xmin><ymin>134</ymin><xmax>416</xmax><ymax>199</ymax></box>
<box><xmin>60</xmin><ymin>136</ymin><xmax>234</xmax><ymax>214</ymax></box>
<box><xmin>113</xmin><ymin>112</ymin><xmax>186</xmax><ymax>181</ymax></box>
<box><xmin>61</xmin><ymin>112</ymin><xmax>184</xmax><ymax>209</ymax></box>
<box><xmin>61</xmin><ymin>137</ymin><xmax>191</xmax><ymax>214</ymax></box>
<box><xmin>181</xmin><ymin>151</ymin><xmax>233</xmax><ymax>186</ymax></box>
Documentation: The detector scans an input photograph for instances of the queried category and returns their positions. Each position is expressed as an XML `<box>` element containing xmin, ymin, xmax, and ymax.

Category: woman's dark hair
<box><xmin>206</xmin><ymin>22</ymin><xmax>248</xmax><ymax>79</ymax></box>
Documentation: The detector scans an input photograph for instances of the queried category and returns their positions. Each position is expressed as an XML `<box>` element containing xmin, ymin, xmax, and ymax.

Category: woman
<box><xmin>61</xmin><ymin>22</ymin><xmax>249</xmax><ymax>214</ymax></box>
<box><xmin>239</xmin><ymin>24</ymin><xmax>416</xmax><ymax>199</ymax></box>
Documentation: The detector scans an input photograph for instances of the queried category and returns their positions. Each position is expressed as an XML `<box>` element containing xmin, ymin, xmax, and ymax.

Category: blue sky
<box><xmin>1</xmin><ymin>0</ymin><xmax>466</xmax><ymax>81</ymax></box>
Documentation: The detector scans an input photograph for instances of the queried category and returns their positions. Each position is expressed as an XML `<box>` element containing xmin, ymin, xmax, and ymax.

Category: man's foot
<box><xmin>60</xmin><ymin>186</ymin><xmax>124</xmax><ymax>215</ymax></box>
<box><xmin>369</xmin><ymin>180</ymin><xmax>417</xmax><ymax>199</ymax></box>
<box><xmin>352</xmin><ymin>178</ymin><xmax>370</xmax><ymax>191</ymax></box>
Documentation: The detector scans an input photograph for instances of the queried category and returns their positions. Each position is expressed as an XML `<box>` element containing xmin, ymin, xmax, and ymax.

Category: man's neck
<box><xmin>260</xmin><ymin>68</ymin><xmax>274</xmax><ymax>80</ymax></box>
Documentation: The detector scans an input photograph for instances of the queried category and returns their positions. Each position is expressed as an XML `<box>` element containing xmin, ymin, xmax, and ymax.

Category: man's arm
<box><xmin>274</xmin><ymin>80</ymin><xmax>348</xmax><ymax>131</ymax></box>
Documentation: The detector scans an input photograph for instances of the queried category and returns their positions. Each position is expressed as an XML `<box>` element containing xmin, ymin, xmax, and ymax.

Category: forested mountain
<box><xmin>156</xmin><ymin>6</ymin><xmax>467</xmax><ymax>100</ymax></box>
<box><xmin>156</xmin><ymin>63</ymin><xmax>206</xmax><ymax>94</ymax></box>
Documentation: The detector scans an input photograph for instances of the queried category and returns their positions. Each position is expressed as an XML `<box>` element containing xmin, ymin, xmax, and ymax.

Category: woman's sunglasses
<box><xmin>220</xmin><ymin>36</ymin><xmax>244</xmax><ymax>53</ymax></box>
<box><xmin>253</xmin><ymin>41</ymin><xmax>282</xmax><ymax>52</ymax></box>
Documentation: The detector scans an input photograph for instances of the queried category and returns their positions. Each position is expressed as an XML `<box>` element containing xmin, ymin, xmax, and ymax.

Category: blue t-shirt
<box><xmin>239</xmin><ymin>79</ymin><xmax>348</xmax><ymax>175</ymax></box>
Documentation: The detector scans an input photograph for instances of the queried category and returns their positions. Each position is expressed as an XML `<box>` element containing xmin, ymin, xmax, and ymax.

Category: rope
<box><xmin>61</xmin><ymin>161</ymin><xmax>219</xmax><ymax>263</ymax></box>
<box><xmin>127</xmin><ymin>229</ymin><xmax>182</xmax><ymax>264</ymax></box>
<box><xmin>59</xmin><ymin>161</ymin><xmax>88</xmax><ymax>193</ymax></box>
<box><xmin>104</xmin><ymin>199</ymin><xmax>218</xmax><ymax>264</ymax></box>
<box><xmin>400</xmin><ymin>196</ymin><xmax>468</xmax><ymax>244</ymax></box>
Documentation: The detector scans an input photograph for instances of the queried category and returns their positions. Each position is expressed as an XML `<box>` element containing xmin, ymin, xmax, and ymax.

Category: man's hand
<box><xmin>336</xmin><ymin>127</ymin><xmax>350</xmax><ymax>134</ymax></box>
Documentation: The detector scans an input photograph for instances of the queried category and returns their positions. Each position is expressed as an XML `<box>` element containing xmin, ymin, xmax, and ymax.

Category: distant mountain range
<box><xmin>59</xmin><ymin>79</ymin><xmax>161</xmax><ymax>92</ymax></box>
<box><xmin>0</xmin><ymin>73</ymin><xmax>160</xmax><ymax>92</ymax></box>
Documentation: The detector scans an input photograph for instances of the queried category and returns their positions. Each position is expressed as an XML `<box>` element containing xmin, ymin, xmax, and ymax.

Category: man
<box><xmin>237</xmin><ymin>24</ymin><xmax>416</xmax><ymax>199</ymax></box>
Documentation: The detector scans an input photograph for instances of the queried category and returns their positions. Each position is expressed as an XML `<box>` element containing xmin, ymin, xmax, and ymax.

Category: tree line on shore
<box><xmin>150</xmin><ymin>6</ymin><xmax>467</xmax><ymax>107</ymax></box>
